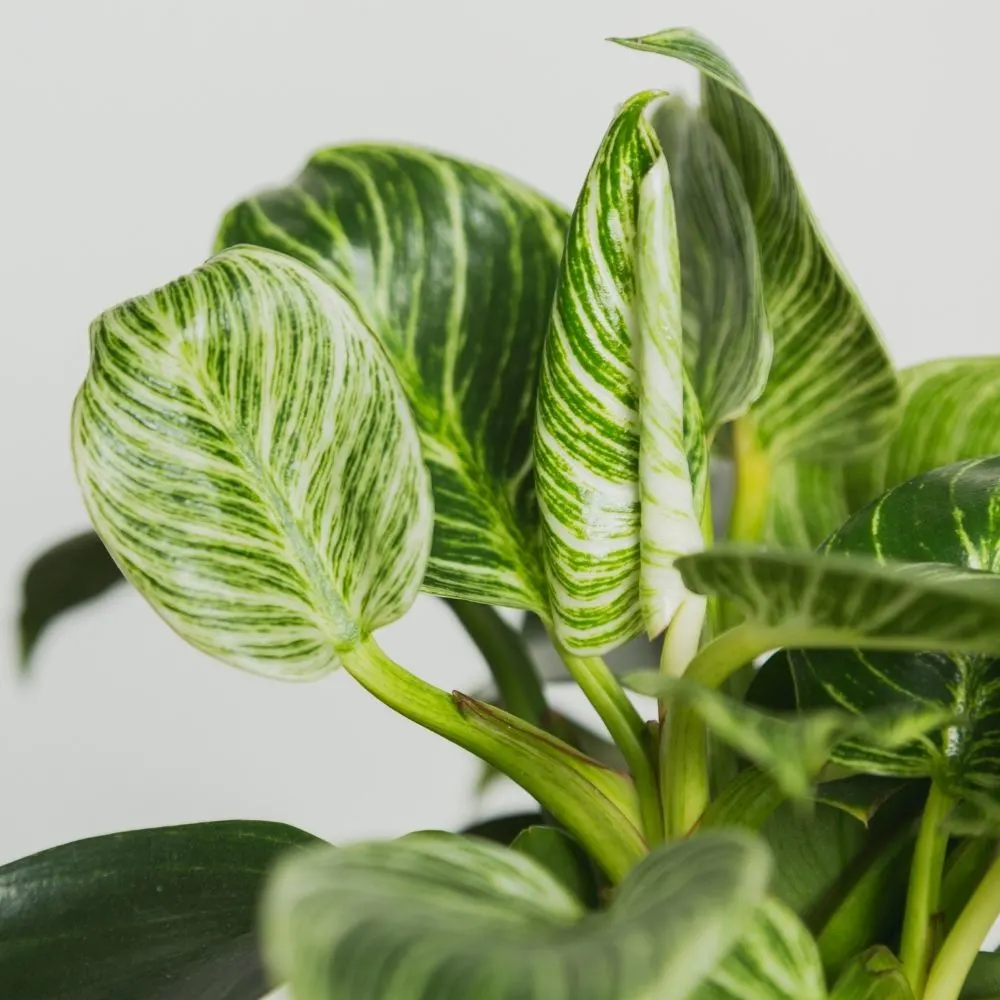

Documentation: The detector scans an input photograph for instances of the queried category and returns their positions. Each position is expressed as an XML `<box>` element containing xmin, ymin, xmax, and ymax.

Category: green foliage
<box><xmin>13</xmin><ymin>20</ymin><xmax>1000</xmax><ymax>1000</ymax></box>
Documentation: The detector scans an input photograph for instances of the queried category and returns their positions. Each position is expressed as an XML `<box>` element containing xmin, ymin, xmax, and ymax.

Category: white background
<box><xmin>0</xmin><ymin>0</ymin><xmax>996</xmax><ymax>892</ymax></box>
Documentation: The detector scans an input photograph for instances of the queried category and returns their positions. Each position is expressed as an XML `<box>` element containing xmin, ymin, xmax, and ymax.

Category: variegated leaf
<box><xmin>789</xmin><ymin>457</ymin><xmax>1000</xmax><ymax>792</ymax></box>
<box><xmin>72</xmin><ymin>246</ymin><xmax>432</xmax><ymax>679</ymax></box>
<box><xmin>535</xmin><ymin>91</ymin><xmax>703</xmax><ymax>655</ymax></box>
<box><xmin>678</xmin><ymin>545</ymin><xmax>1000</xmax><ymax>663</ymax></box>
<box><xmin>614</xmin><ymin>29</ymin><xmax>899</xmax><ymax>461</ymax></box>
<box><xmin>625</xmin><ymin>672</ymin><xmax>949</xmax><ymax>801</ymax></box>
<box><xmin>216</xmin><ymin>145</ymin><xmax>567</xmax><ymax>613</ymax></box>
<box><xmin>764</xmin><ymin>358</ymin><xmax>1000</xmax><ymax>549</ymax></box>
<box><xmin>693</xmin><ymin>899</ymin><xmax>826</xmax><ymax>1000</ymax></box>
<box><xmin>264</xmin><ymin>830</ymin><xmax>771</xmax><ymax>1000</ymax></box>
<box><xmin>653</xmin><ymin>97</ymin><xmax>771</xmax><ymax>433</ymax></box>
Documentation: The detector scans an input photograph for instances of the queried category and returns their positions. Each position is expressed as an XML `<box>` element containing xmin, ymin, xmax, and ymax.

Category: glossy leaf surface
<box><xmin>614</xmin><ymin>28</ymin><xmax>898</xmax><ymax>461</ymax></box>
<box><xmin>790</xmin><ymin>458</ymin><xmax>1000</xmax><ymax>790</ymax></box>
<box><xmin>264</xmin><ymin>830</ymin><xmax>771</xmax><ymax>1000</ymax></box>
<box><xmin>0</xmin><ymin>821</ymin><xmax>316</xmax><ymax>1000</ymax></box>
<box><xmin>535</xmin><ymin>91</ymin><xmax>702</xmax><ymax>654</ymax></box>
<box><xmin>652</xmin><ymin>97</ymin><xmax>771</xmax><ymax>432</ymax></box>
<box><xmin>72</xmin><ymin>246</ymin><xmax>432</xmax><ymax>679</ymax></box>
<box><xmin>217</xmin><ymin>145</ymin><xmax>566</xmax><ymax>613</ymax></box>
<box><xmin>18</xmin><ymin>531</ymin><xmax>122</xmax><ymax>666</ymax></box>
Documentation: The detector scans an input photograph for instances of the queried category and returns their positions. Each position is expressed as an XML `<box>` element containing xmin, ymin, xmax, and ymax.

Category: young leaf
<box><xmin>264</xmin><ymin>830</ymin><xmax>772</xmax><ymax>1000</ymax></box>
<box><xmin>18</xmin><ymin>531</ymin><xmax>123</xmax><ymax>667</ymax></box>
<box><xmin>0</xmin><ymin>821</ymin><xmax>316</xmax><ymax>1000</ymax></box>
<box><xmin>216</xmin><ymin>145</ymin><xmax>566</xmax><ymax>614</ymax></box>
<box><xmin>693</xmin><ymin>899</ymin><xmax>826</xmax><ymax>1000</ymax></box>
<box><xmin>72</xmin><ymin>246</ymin><xmax>432</xmax><ymax>679</ymax></box>
<box><xmin>790</xmin><ymin>458</ymin><xmax>1000</xmax><ymax>789</ymax></box>
<box><xmin>614</xmin><ymin>28</ymin><xmax>899</xmax><ymax>461</ymax></box>
<box><xmin>652</xmin><ymin>97</ymin><xmax>771</xmax><ymax>432</ymax></box>
<box><xmin>830</xmin><ymin>948</ymin><xmax>915</xmax><ymax>1000</ymax></box>
<box><xmin>534</xmin><ymin>91</ymin><xmax>703</xmax><ymax>655</ymax></box>
<box><xmin>624</xmin><ymin>673</ymin><xmax>948</xmax><ymax>800</ymax></box>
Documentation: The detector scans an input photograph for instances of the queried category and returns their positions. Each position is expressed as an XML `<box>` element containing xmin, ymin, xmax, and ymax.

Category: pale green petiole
<box><xmin>342</xmin><ymin>638</ymin><xmax>647</xmax><ymax>882</ymax></box>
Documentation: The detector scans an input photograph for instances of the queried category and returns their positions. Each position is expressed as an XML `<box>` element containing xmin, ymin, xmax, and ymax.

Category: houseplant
<box><xmin>7</xmin><ymin>22</ymin><xmax>1000</xmax><ymax>999</ymax></box>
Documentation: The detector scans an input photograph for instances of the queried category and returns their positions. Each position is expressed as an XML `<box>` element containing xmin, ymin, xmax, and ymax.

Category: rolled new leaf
<box><xmin>653</xmin><ymin>97</ymin><xmax>771</xmax><ymax>434</ymax></box>
<box><xmin>72</xmin><ymin>246</ymin><xmax>433</xmax><ymax>678</ymax></box>
<box><xmin>830</xmin><ymin>948</ymin><xmax>915</xmax><ymax>1000</ymax></box>
<box><xmin>216</xmin><ymin>146</ymin><xmax>567</xmax><ymax>614</ymax></box>
<box><xmin>614</xmin><ymin>28</ymin><xmax>899</xmax><ymax>461</ymax></box>
<box><xmin>535</xmin><ymin>91</ymin><xmax>704</xmax><ymax>654</ymax></box>
<box><xmin>0</xmin><ymin>820</ymin><xmax>316</xmax><ymax>1000</ymax></box>
<box><xmin>264</xmin><ymin>830</ymin><xmax>771</xmax><ymax>1000</ymax></box>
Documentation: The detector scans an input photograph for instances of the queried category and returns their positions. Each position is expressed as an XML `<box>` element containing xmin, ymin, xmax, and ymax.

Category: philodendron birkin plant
<box><xmin>8</xmin><ymin>25</ymin><xmax>1000</xmax><ymax>1000</ymax></box>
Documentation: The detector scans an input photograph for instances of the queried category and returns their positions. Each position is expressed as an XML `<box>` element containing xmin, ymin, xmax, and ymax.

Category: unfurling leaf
<box><xmin>789</xmin><ymin>458</ymin><xmax>1000</xmax><ymax>791</ymax></box>
<box><xmin>625</xmin><ymin>673</ymin><xmax>948</xmax><ymax>800</ymax></box>
<box><xmin>18</xmin><ymin>531</ymin><xmax>123</xmax><ymax>667</ymax></box>
<box><xmin>535</xmin><ymin>91</ymin><xmax>703</xmax><ymax>656</ymax></box>
<box><xmin>264</xmin><ymin>830</ymin><xmax>771</xmax><ymax>1000</ymax></box>
<box><xmin>72</xmin><ymin>245</ymin><xmax>432</xmax><ymax>679</ymax></box>
<box><xmin>0</xmin><ymin>821</ymin><xmax>316</xmax><ymax>1000</ymax></box>
<box><xmin>614</xmin><ymin>28</ymin><xmax>899</xmax><ymax>461</ymax></box>
<box><xmin>653</xmin><ymin>97</ymin><xmax>771</xmax><ymax>433</ymax></box>
<box><xmin>216</xmin><ymin>145</ymin><xmax>566</xmax><ymax>614</ymax></box>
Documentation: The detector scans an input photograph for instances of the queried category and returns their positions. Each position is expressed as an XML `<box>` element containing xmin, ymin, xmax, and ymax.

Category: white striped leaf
<box><xmin>653</xmin><ymin>97</ymin><xmax>772</xmax><ymax>433</ymax></box>
<box><xmin>216</xmin><ymin>145</ymin><xmax>567</xmax><ymax>614</ymax></box>
<box><xmin>535</xmin><ymin>91</ymin><xmax>704</xmax><ymax>655</ymax></box>
<box><xmin>625</xmin><ymin>673</ymin><xmax>950</xmax><ymax>801</ymax></box>
<box><xmin>693</xmin><ymin>899</ymin><xmax>826</xmax><ymax>1000</ymax></box>
<box><xmin>764</xmin><ymin>358</ymin><xmax>1000</xmax><ymax>549</ymax></box>
<box><xmin>677</xmin><ymin>546</ymin><xmax>1000</xmax><ymax>659</ymax></box>
<box><xmin>72</xmin><ymin>246</ymin><xmax>432</xmax><ymax>679</ymax></box>
<box><xmin>264</xmin><ymin>830</ymin><xmax>772</xmax><ymax>1000</ymax></box>
<box><xmin>614</xmin><ymin>29</ymin><xmax>900</xmax><ymax>462</ymax></box>
<box><xmin>789</xmin><ymin>457</ymin><xmax>1000</xmax><ymax>792</ymax></box>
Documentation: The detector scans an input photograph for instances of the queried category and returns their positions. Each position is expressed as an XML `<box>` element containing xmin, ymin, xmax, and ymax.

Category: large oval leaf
<box><xmin>535</xmin><ymin>91</ymin><xmax>703</xmax><ymax>654</ymax></box>
<box><xmin>216</xmin><ymin>145</ymin><xmax>566</xmax><ymax>613</ymax></box>
<box><xmin>264</xmin><ymin>830</ymin><xmax>771</xmax><ymax>1000</ymax></box>
<box><xmin>614</xmin><ymin>28</ymin><xmax>899</xmax><ymax>461</ymax></box>
<box><xmin>653</xmin><ymin>96</ymin><xmax>771</xmax><ymax>433</ymax></box>
<box><xmin>72</xmin><ymin>245</ymin><xmax>432</xmax><ymax>679</ymax></box>
<box><xmin>790</xmin><ymin>458</ymin><xmax>1000</xmax><ymax>791</ymax></box>
<box><xmin>0</xmin><ymin>821</ymin><xmax>316</xmax><ymax>1000</ymax></box>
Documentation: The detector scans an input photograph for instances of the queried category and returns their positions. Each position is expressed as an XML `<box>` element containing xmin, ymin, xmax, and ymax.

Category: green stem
<box><xmin>660</xmin><ymin>622</ymin><xmax>775</xmax><ymax>838</ymax></box>
<box><xmin>447</xmin><ymin>600</ymin><xmax>546</xmax><ymax>727</ymax></box>
<box><xmin>924</xmin><ymin>849</ymin><xmax>1000</xmax><ymax>1000</ymax></box>
<box><xmin>727</xmin><ymin>415</ymin><xmax>772</xmax><ymax>544</ymax></box>
<box><xmin>558</xmin><ymin>649</ymin><xmax>663</xmax><ymax>845</ymax></box>
<box><xmin>900</xmin><ymin>783</ymin><xmax>954</xmax><ymax>996</ymax></box>
<box><xmin>342</xmin><ymin>638</ymin><xmax>645</xmax><ymax>882</ymax></box>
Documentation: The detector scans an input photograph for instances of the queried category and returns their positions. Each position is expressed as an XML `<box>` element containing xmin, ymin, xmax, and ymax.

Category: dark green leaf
<box><xmin>0</xmin><ymin>820</ymin><xmax>317</xmax><ymax>1000</ymax></box>
<box><xmin>19</xmin><ymin>531</ymin><xmax>123</xmax><ymax>667</ymax></box>
<box><xmin>960</xmin><ymin>951</ymin><xmax>1000</xmax><ymax>999</ymax></box>
<box><xmin>461</xmin><ymin>812</ymin><xmax>544</xmax><ymax>845</ymax></box>
<box><xmin>216</xmin><ymin>145</ymin><xmax>567</xmax><ymax>614</ymax></box>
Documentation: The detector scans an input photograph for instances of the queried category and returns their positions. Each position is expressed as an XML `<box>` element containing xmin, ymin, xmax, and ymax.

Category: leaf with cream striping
<box><xmin>215</xmin><ymin>145</ymin><xmax>566</xmax><ymax>614</ymax></box>
<box><xmin>72</xmin><ymin>245</ymin><xmax>432</xmax><ymax>679</ymax></box>
<box><xmin>534</xmin><ymin>91</ymin><xmax>704</xmax><ymax>655</ymax></box>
